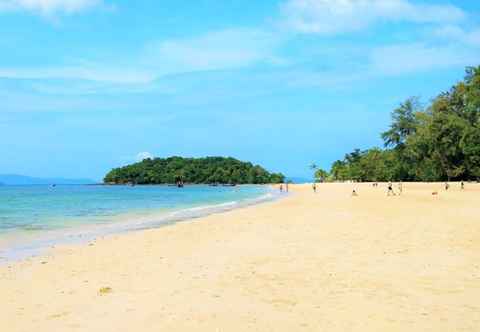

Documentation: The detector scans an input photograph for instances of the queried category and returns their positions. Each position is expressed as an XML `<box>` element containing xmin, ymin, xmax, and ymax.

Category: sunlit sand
<box><xmin>1</xmin><ymin>183</ymin><xmax>479</xmax><ymax>331</ymax></box>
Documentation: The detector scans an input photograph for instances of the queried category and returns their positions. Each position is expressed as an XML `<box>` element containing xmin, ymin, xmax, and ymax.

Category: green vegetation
<box><xmin>314</xmin><ymin>168</ymin><xmax>329</xmax><ymax>182</ymax></box>
<box><xmin>323</xmin><ymin>66</ymin><xmax>480</xmax><ymax>182</ymax></box>
<box><xmin>104</xmin><ymin>156</ymin><xmax>285</xmax><ymax>185</ymax></box>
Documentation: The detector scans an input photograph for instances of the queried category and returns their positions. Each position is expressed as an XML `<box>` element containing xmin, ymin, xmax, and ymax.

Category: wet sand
<box><xmin>1</xmin><ymin>182</ymin><xmax>479</xmax><ymax>331</ymax></box>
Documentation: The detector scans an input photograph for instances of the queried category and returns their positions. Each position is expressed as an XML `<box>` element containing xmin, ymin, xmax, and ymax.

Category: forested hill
<box><xmin>104</xmin><ymin>157</ymin><xmax>285</xmax><ymax>185</ymax></box>
<box><xmin>326</xmin><ymin>66</ymin><xmax>480</xmax><ymax>182</ymax></box>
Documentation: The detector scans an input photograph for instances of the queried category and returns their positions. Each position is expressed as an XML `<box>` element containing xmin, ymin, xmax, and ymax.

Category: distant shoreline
<box><xmin>0</xmin><ymin>185</ymin><xmax>281</xmax><ymax>263</ymax></box>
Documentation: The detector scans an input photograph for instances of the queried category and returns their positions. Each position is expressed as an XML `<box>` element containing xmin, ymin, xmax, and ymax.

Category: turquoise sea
<box><xmin>0</xmin><ymin>185</ymin><xmax>276</xmax><ymax>261</ymax></box>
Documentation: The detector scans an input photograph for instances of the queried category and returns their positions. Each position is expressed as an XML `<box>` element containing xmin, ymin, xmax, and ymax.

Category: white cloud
<box><xmin>281</xmin><ymin>0</ymin><xmax>466</xmax><ymax>35</ymax></box>
<box><xmin>0</xmin><ymin>0</ymin><xmax>104</xmax><ymax>15</ymax></box>
<box><xmin>370</xmin><ymin>43</ymin><xmax>479</xmax><ymax>76</ymax></box>
<box><xmin>0</xmin><ymin>29</ymin><xmax>283</xmax><ymax>84</ymax></box>
<box><xmin>141</xmin><ymin>28</ymin><xmax>284</xmax><ymax>74</ymax></box>
<box><xmin>136</xmin><ymin>152</ymin><xmax>154</xmax><ymax>162</ymax></box>
<box><xmin>432</xmin><ymin>25</ymin><xmax>480</xmax><ymax>47</ymax></box>
<box><xmin>0</xmin><ymin>65</ymin><xmax>154</xmax><ymax>84</ymax></box>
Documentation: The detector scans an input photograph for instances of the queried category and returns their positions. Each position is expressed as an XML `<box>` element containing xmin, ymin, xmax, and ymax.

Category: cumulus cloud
<box><xmin>136</xmin><ymin>152</ymin><xmax>154</xmax><ymax>162</ymax></box>
<box><xmin>0</xmin><ymin>0</ymin><xmax>104</xmax><ymax>15</ymax></box>
<box><xmin>281</xmin><ymin>0</ymin><xmax>466</xmax><ymax>35</ymax></box>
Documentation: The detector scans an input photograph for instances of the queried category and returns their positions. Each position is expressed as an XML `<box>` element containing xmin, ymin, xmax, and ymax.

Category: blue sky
<box><xmin>1</xmin><ymin>0</ymin><xmax>479</xmax><ymax>180</ymax></box>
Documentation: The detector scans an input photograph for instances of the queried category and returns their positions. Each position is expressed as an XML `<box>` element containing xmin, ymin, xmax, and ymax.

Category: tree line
<box><xmin>104</xmin><ymin>156</ymin><xmax>285</xmax><ymax>185</ymax></box>
<box><xmin>316</xmin><ymin>66</ymin><xmax>480</xmax><ymax>182</ymax></box>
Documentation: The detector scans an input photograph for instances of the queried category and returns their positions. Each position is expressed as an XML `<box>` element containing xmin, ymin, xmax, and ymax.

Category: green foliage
<box><xmin>314</xmin><ymin>168</ymin><xmax>329</xmax><ymax>182</ymax></box>
<box><xmin>381</xmin><ymin>97</ymin><xmax>420</xmax><ymax>148</ymax></box>
<box><xmin>329</xmin><ymin>66</ymin><xmax>480</xmax><ymax>182</ymax></box>
<box><xmin>104</xmin><ymin>156</ymin><xmax>285</xmax><ymax>185</ymax></box>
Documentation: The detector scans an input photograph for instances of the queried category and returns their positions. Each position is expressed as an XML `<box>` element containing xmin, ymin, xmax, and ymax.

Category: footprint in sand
<box><xmin>48</xmin><ymin>311</ymin><xmax>70</xmax><ymax>319</ymax></box>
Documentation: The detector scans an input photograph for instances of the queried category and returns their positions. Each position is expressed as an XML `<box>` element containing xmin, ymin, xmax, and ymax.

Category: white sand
<box><xmin>1</xmin><ymin>182</ymin><xmax>479</xmax><ymax>331</ymax></box>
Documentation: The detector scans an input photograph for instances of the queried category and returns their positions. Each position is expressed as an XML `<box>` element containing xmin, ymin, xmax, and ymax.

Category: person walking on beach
<box><xmin>398</xmin><ymin>182</ymin><xmax>403</xmax><ymax>195</ymax></box>
<box><xmin>312</xmin><ymin>183</ymin><xmax>317</xmax><ymax>193</ymax></box>
<box><xmin>286</xmin><ymin>182</ymin><xmax>289</xmax><ymax>193</ymax></box>
<box><xmin>280</xmin><ymin>184</ymin><xmax>283</xmax><ymax>193</ymax></box>
<box><xmin>387</xmin><ymin>182</ymin><xmax>395</xmax><ymax>196</ymax></box>
<box><xmin>461</xmin><ymin>181</ymin><xmax>465</xmax><ymax>190</ymax></box>
<box><xmin>445</xmin><ymin>182</ymin><xmax>450</xmax><ymax>191</ymax></box>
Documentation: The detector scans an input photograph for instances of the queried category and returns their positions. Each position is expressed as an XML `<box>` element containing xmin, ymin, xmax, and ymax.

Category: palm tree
<box><xmin>315</xmin><ymin>169</ymin><xmax>329</xmax><ymax>183</ymax></box>
<box><xmin>310</xmin><ymin>163</ymin><xmax>318</xmax><ymax>182</ymax></box>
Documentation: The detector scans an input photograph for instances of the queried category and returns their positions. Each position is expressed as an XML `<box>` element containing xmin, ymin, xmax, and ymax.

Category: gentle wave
<box><xmin>0</xmin><ymin>189</ymin><xmax>281</xmax><ymax>263</ymax></box>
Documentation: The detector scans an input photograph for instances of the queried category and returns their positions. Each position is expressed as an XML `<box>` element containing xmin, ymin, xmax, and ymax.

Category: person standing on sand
<box><xmin>286</xmin><ymin>182</ymin><xmax>289</xmax><ymax>193</ymax></box>
<box><xmin>387</xmin><ymin>182</ymin><xmax>395</xmax><ymax>196</ymax></box>
<box><xmin>445</xmin><ymin>182</ymin><xmax>450</xmax><ymax>191</ymax></box>
<box><xmin>280</xmin><ymin>184</ymin><xmax>283</xmax><ymax>193</ymax></box>
<box><xmin>461</xmin><ymin>181</ymin><xmax>465</xmax><ymax>190</ymax></box>
<box><xmin>398</xmin><ymin>182</ymin><xmax>403</xmax><ymax>195</ymax></box>
<box><xmin>312</xmin><ymin>183</ymin><xmax>317</xmax><ymax>193</ymax></box>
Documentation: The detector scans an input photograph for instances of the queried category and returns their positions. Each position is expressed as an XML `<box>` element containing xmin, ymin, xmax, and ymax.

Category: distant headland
<box><xmin>104</xmin><ymin>156</ymin><xmax>285</xmax><ymax>185</ymax></box>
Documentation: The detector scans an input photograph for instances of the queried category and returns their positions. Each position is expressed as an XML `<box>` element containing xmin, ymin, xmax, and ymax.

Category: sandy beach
<box><xmin>1</xmin><ymin>182</ymin><xmax>479</xmax><ymax>331</ymax></box>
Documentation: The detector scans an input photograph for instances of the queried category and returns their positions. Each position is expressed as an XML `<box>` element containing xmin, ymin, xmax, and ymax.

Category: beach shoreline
<box><xmin>1</xmin><ymin>182</ymin><xmax>479</xmax><ymax>331</ymax></box>
<box><xmin>0</xmin><ymin>185</ymin><xmax>281</xmax><ymax>263</ymax></box>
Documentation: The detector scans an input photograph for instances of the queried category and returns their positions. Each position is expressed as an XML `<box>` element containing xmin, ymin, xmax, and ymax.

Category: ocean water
<box><xmin>0</xmin><ymin>184</ymin><xmax>276</xmax><ymax>261</ymax></box>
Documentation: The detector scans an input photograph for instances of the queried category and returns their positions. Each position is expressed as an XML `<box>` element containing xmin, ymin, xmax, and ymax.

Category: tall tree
<box><xmin>328</xmin><ymin>66</ymin><xmax>480</xmax><ymax>182</ymax></box>
<box><xmin>381</xmin><ymin>97</ymin><xmax>421</xmax><ymax>148</ymax></box>
<box><xmin>314</xmin><ymin>169</ymin><xmax>329</xmax><ymax>182</ymax></box>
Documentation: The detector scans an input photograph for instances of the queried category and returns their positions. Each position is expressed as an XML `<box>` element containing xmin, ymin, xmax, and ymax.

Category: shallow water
<box><xmin>0</xmin><ymin>184</ymin><xmax>277</xmax><ymax>261</ymax></box>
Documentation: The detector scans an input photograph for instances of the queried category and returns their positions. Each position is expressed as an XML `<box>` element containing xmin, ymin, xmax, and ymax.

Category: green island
<box><xmin>314</xmin><ymin>66</ymin><xmax>480</xmax><ymax>182</ymax></box>
<box><xmin>104</xmin><ymin>156</ymin><xmax>285</xmax><ymax>185</ymax></box>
